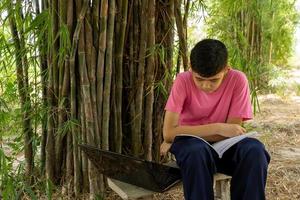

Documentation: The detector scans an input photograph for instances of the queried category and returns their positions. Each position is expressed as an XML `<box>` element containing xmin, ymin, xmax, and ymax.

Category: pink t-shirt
<box><xmin>165</xmin><ymin>69</ymin><xmax>253</xmax><ymax>125</ymax></box>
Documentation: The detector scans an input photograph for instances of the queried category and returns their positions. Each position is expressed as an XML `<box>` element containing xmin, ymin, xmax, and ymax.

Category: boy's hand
<box><xmin>216</xmin><ymin>123</ymin><xmax>246</xmax><ymax>137</ymax></box>
<box><xmin>160</xmin><ymin>141</ymin><xmax>172</xmax><ymax>156</ymax></box>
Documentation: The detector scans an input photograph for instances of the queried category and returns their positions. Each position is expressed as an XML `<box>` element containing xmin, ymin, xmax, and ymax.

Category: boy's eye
<box><xmin>195</xmin><ymin>78</ymin><xmax>219</xmax><ymax>82</ymax></box>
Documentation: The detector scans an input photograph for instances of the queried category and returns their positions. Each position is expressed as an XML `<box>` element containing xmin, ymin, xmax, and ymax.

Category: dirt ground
<box><xmin>105</xmin><ymin>94</ymin><xmax>300</xmax><ymax>200</ymax></box>
<box><xmin>255</xmin><ymin>94</ymin><xmax>300</xmax><ymax>200</ymax></box>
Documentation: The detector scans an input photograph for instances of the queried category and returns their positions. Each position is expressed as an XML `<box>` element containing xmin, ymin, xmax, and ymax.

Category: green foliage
<box><xmin>0</xmin><ymin>1</ymin><xmax>51</xmax><ymax>198</ymax></box>
<box><xmin>0</xmin><ymin>148</ymin><xmax>29</xmax><ymax>199</ymax></box>
<box><xmin>205</xmin><ymin>0</ymin><xmax>299</xmax><ymax>112</ymax></box>
<box><xmin>46</xmin><ymin>178</ymin><xmax>54</xmax><ymax>200</ymax></box>
<box><xmin>0</xmin><ymin>146</ymin><xmax>57</xmax><ymax>199</ymax></box>
<box><xmin>0</xmin><ymin>70</ymin><xmax>21</xmax><ymax>137</ymax></box>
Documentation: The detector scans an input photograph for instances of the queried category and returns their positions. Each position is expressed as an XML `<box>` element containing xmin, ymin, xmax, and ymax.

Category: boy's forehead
<box><xmin>192</xmin><ymin>71</ymin><xmax>224</xmax><ymax>79</ymax></box>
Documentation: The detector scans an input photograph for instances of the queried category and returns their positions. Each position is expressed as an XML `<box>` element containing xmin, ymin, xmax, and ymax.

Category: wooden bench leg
<box><xmin>108</xmin><ymin>178</ymin><xmax>155</xmax><ymax>200</ymax></box>
<box><xmin>215</xmin><ymin>179</ymin><xmax>230</xmax><ymax>200</ymax></box>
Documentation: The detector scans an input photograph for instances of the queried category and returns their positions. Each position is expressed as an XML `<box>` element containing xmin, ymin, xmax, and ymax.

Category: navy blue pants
<box><xmin>170</xmin><ymin>136</ymin><xmax>270</xmax><ymax>200</ymax></box>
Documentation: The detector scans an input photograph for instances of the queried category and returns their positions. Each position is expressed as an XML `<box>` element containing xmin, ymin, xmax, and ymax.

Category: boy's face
<box><xmin>192</xmin><ymin>66</ymin><xmax>229</xmax><ymax>93</ymax></box>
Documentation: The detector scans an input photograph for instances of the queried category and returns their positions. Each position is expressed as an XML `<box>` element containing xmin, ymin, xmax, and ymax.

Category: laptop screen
<box><xmin>79</xmin><ymin>144</ymin><xmax>182</xmax><ymax>192</ymax></box>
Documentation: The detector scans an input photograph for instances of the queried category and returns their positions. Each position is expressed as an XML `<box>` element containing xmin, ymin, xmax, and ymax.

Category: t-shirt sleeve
<box><xmin>227</xmin><ymin>72</ymin><xmax>253</xmax><ymax>121</ymax></box>
<box><xmin>165</xmin><ymin>74</ymin><xmax>187</xmax><ymax>114</ymax></box>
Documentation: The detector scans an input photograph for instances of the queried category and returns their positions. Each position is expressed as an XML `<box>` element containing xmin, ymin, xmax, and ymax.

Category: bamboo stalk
<box><xmin>90</xmin><ymin>52</ymin><xmax>101</xmax><ymax>148</ymax></box>
<box><xmin>114</xmin><ymin>0</ymin><xmax>128</xmax><ymax>153</ymax></box>
<box><xmin>77</xmin><ymin>0</ymin><xmax>102</xmax><ymax>197</ymax></box>
<box><xmin>111</xmin><ymin>65</ymin><xmax>117</xmax><ymax>152</ymax></box>
<box><xmin>165</xmin><ymin>0</ymin><xmax>175</xmax><ymax>91</ymax></box>
<box><xmin>85</xmin><ymin>7</ymin><xmax>93</xmax><ymax>77</ymax></box>
<box><xmin>66</xmin><ymin>0</ymin><xmax>81</xmax><ymax>195</ymax></box>
<box><xmin>8</xmin><ymin>0</ymin><xmax>34</xmax><ymax>181</ymax></box>
<box><xmin>44</xmin><ymin>0</ymin><xmax>57</xmax><ymax>177</ymax></box>
<box><xmin>55</xmin><ymin>59</ymin><xmax>70</xmax><ymax>178</ymax></box>
<box><xmin>45</xmin><ymin>1</ymin><xmax>57</xmax><ymax>178</ymax></box>
<box><xmin>51</xmin><ymin>0</ymin><xmax>59</xmax><ymax>134</ymax></box>
<box><xmin>65</xmin><ymin>1</ymin><xmax>81</xmax><ymax>197</ymax></box>
<box><xmin>19</xmin><ymin>6</ymin><xmax>35</xmax><ymax>184</ymax></box>
<box><xmin>39</xmin><ymin>41</ymin><xmax>48</xmax><ymax>175</ymax></box>
<box><xmin>176</xmin><ymin>49</ymin><xmax>181</xmax><ymax>75</ymax></box>
<box><xmin>92</xmin><ymin>0</ymin><xmax>100</xmax><ymax>49</ymax></box>
<box><xmin>42</xmin><ymin>0</ymin><xmax>48</xmax><ymax>10</ymax></box>
<box><xmin>80</xmin><ymin>97</ymin><xmax>89</xmax><ymax>191</ymax></box>
<box><xmin>174</xmin><ymin>0</ymin><xmax>188</xmax><ymax>71</ymax></box>
<box><xmin>250</xmin><ymin>18</ymin><xmax>255</xmax><ymax>60</ymax></box>
<box><xmin>183</xmin><ymin>0</ymin><xmax>190</xmax><ymax>39</ymax></box>
<box><xmin>79</xmin><ymin>51</ymin><xmax>101</xmax><ymax>198</ymax></box>
<box><xmin>102</xmin><ymin>0</ymin><xmax>116</xmax><ymax>151</ymax></box>
<box><xmin>66</xmin><ymin>129</ymin><xmax>74</xmax><ymax>195</ymax></box>
<box><xmin>85</xmin><ymin>14</ymin><xmax>100</xmax><ymax>147</ymax></box>
<box><xmin>69</xmin><ymin>0</ymin><xmax>89</xmax><ymax>194</ymax></box>
<box><xmin>58</xmin><ymin>0</ymin><xmax>67</xmax><ymax>98</ymax></box>
<box><xmin>46</xmin><ymin>50</ymin><xmax>56</xmax><ymax>183</ymax></box>
<box><xmin>37</xmin><ymin>0</ymin><xmax>49</xmax><ymax>175</ymax></box>
<box><xmin>128</xmin><ymin>9</ymin><xmax>136</xmax><ymax>155</ymax></box>
<box><xmin>96</xmin><ymin>0</ymin><xmax>108</xmax><ymax>149</ymax></box>
<box><xmin>143</xmin><ymin>0</ymin><xmax>155</xmax><ymax>161</ymax></box>
<box><xmin>70</xmin><ymin>57</ymin><xmax>81</xmax><ymax>195</ymax></box>
<box><xmin>132</xmin><ymin>0</ymin><xmax>144</xmax><ymax>156</ymax></box>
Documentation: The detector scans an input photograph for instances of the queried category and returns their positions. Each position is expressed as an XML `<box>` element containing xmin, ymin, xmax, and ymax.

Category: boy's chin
<box><xmin>202</xmin><ymin>89</ymin><xmax>216</xmax><ymax>93</ymax></box>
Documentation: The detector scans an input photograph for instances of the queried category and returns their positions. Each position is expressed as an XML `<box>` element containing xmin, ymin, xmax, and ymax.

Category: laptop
<box><xmin>79</xmin><ymin>144</ymin><xmax>182</xmax><ymax>192</ymax></box>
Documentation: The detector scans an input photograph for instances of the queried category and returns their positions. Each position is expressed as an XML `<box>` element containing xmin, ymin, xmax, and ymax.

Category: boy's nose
<box><xmin>201</xmin><ymin>82</ymin><xmax>211</xmax><ymax>89</ymax></box>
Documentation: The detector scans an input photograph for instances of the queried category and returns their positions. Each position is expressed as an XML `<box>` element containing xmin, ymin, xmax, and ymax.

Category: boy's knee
<box><xmin>238</xmin><ymin>138</ymin><xmax>270</xmax><ymax>164</ymax></box>
<box><xmin>170</xmin><ymin>136</ymin><xmax>212</xmax><ymax>161</ymax></box>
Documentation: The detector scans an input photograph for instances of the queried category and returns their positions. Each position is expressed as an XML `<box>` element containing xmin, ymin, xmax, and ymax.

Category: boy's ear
<box><xmin>224</xmin><ymin>65</ymin><xmax>231</xmax><ymax>72</ymax></box>
<box><xmin>189</xmin><ymin>63</ymin><xmax>192</xmax><ymax>71</ymax></box>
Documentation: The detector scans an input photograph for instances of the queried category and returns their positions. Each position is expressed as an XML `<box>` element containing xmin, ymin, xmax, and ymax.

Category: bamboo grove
<box><xmin>1</xmin><ymin>0</ymin><xmax>196</xmax><ymax>198</ymax></box>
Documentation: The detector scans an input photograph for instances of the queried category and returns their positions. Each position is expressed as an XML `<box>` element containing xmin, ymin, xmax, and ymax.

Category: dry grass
<box><xmin>255</xmin><ymin>95</ymin><xmax>300</xmax><ymax>200</ymax></box>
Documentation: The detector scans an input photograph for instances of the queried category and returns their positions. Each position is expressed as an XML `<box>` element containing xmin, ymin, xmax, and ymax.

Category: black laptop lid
<box><xmin>79</xmin><ymin>144</ymin><xmax>181</xmax><ymax>192</ymax></box>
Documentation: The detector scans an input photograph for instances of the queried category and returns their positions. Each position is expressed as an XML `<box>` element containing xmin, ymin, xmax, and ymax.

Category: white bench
<box><xmin>108</xmin><ymin>161</ymin><xmax>231</xmax><ymax>200</ymax></box>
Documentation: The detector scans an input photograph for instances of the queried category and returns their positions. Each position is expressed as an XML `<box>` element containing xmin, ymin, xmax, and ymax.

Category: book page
<box><xmin>176</xmin><ymin>131</ymin><xmax>258</xmax><ymax>158</ymax></box>
<box><xmin>212</xmin><ymin>131</ymin><xmax>258</xmax><ymax>158</ymax></box>
<box><xmin>176</xmin><ymin>134</ymin><xmax>215</xmax><ymax>149</ymax></box>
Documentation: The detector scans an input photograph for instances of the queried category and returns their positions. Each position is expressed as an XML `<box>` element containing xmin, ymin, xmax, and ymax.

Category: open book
<box><xmin>177</xmin><ymin>131</ymin><xmax>258</xmax><ymax>158</ymax></box>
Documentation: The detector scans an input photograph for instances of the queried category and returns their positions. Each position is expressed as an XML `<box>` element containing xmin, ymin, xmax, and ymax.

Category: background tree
<box><xmin>206</xmin><ymin>0</ymin><xmax>299</xmax><ymax>112</ymax></box>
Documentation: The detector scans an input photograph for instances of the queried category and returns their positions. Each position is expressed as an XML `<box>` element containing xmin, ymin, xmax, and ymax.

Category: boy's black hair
<box><xmin>190</xmin><ymin>39</ymin><xmax>228</xmax><ymax>77</ymax></box>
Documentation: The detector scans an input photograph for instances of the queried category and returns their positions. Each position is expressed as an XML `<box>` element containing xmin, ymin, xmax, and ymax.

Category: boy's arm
<box><xmin>160</xmin><ymin>112</ymin><xmax>246</xmax><ymax>156</ymax></box>
<box><xmin>200</xmin><ymin>117</ymin><xmax>243</xmax><ymax>141</ymax></box>
<box><xmin>226</xmin><ymin>117</ymin><xmax>243</xmax><ymax>125</ymax></box>
<box><xmin>163</xmin><ymin>111</ymin><xmax>245</xmax><ymax>143</ymax></box>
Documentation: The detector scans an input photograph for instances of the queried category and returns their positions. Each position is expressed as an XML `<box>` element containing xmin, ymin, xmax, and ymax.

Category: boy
<box><xmin>160</xmin><ymin>39</ymin><xmax>270</xmax><ymax>200</ymax></box>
